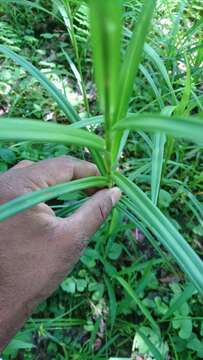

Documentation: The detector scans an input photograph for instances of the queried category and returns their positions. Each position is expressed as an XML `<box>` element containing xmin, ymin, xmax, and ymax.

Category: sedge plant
<box><xmin>0</xmin><ymin>0</ymin><xmax>203</xmax><ymax>303</ymax></box>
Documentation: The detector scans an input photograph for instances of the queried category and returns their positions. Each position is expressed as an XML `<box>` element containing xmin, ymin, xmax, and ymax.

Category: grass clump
<box><xmin>0</xmin><ymin>0</ymin><xmax>203</xmax><ymax>358</ymax></box>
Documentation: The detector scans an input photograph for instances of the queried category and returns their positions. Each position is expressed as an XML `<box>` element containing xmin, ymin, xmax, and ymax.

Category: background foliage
<box><xmin>0</xmin><ymin>0</ymin><xmax>202</xmax><ymax>359</ymax></box>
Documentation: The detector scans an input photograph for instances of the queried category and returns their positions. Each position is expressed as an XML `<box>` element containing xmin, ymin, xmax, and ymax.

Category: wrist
<box><xmin>0</xmin><ymin>295</ymin><xmax>31</xmax><ymax>352</ymax></box>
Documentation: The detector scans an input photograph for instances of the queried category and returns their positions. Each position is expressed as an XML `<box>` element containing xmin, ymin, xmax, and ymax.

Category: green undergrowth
<box><xmin>0</xmin><ymin>0</ymin><xmax>203</xmax><ymax>359</ymax></box>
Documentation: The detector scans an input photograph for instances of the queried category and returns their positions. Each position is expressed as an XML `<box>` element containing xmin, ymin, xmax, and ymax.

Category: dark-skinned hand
<box><xmin>0</xmin><ymin>156</ymin><xmax>121</xmax><ymax>351</ymax></box>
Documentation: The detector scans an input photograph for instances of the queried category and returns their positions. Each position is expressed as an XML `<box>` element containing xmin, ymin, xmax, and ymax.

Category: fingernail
<box><xmin>110</xmin><ymin>187</ymin><xmax>122</xmax><ymax>206</ymax></box>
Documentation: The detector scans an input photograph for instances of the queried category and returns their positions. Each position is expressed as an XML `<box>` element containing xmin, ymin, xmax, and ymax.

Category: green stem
<box><xmin>104</xmin><ymin>103</ymin><xmax>114</xmax><ymax>186</ymax></box>
<box><xmin>105</xmin><ymin>133</ymin><xmax>113</xmax><ymax>186</ymax></box>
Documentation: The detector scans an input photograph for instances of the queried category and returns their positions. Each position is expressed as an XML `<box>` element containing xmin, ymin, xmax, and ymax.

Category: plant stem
<box><xmin>105</xmin><ymin>116</ymin><xmax>113</xmax><ymax>187</ymax></box>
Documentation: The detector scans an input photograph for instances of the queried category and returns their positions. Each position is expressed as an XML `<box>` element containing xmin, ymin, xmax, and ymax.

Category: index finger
<box><xmin>17</xmin><ymin>156</ymin><xmax>99</xmax><ymax>188</ymax></box>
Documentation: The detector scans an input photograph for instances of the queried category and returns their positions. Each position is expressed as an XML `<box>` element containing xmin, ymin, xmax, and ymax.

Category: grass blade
<box><xmin>138</xmin><ymin>65</ymin><xmax>169</xmax><ymax>205</ymax></box>
<box><xmin>58</xmin><ymin>0</ymin><xmax>90</xmax><ymax>113</ymax></box>
<box><xmin>139</xmin><ymin>64</ymin><xmax>164</xmax><ymax>110</ymax></box>
<box><xmin>114</xmin><ymin>0</ymin><xmax>157</xmax><ymax>122</ymax></box>
<box><xmin>118</xmin><ymin>198</ymin><xmax>176</xmax><ymax>275</ymax></box>
<box><xmin>162</xmin><ymin>283</ymin><xmax>196</xmax><ymax>321</ymax></box>
<box><xmin>0</xmin><ymin>45</ymin><xmax>80</xmax><ymax>123</ymax></box>
<box><xmin>62</xmin><ymin>48</ymin><xmax>84</xmax><ymax>96</ymax></box>
<box><xmin>175</xmin><ymin>56</ymin><xmax>191</xmax><ymax>116</ymax></box>
<box><xmin>89</xmin><ymin>0</ymin><xmax>122</xmax><ymax>121</ymax></box>
<box><xmin>89</xmin><ymin>0</ymin><xmax>122</xmax><ymax>174</ymax></box>
<box><xmin>54</xmin><ymin>0</ymin><xmax>73</xmax><ymax>40</ymax></box>
<box><xmin>123</xmin><ymin>34</ymin><xmax>177</xmax><ymax>103</ymax></box>
<box><xmin>0</xmin><ymin>118</ymin><xmax>105</xmax><ymax>151</ymax></box>
<box><xmin>90</xmin><ymin>149</ymin><xmax>107</xmax><ymax>176</ymax></box>
<box><xmin>144</xmin><ymin>43</ymin><xmax>177</xmax><ymax>104</ymax></box>
<box><xmin>151</xmin><ymin>107</ymin><xmax>174</xmax><ymax>205</ymax></box>
<box><xmin>70</xmin><ymin>116</ymin><xmax>103</xmax><ymax>129</ymax></box>
<box><xmin>163</xmin><ymin>57</ymin><xmax>192</xmax><ymax>171</ymax></box>
<box><xmin>0</xmin><ymin>176</ymin><xmax>107</xmax><ymax>221</ymax></box>
<box><xmin>114</xmin><ymin>173</ymin><xmax>203</xmax><ymax>296</ymax></box>
<box><xmin>151</xmin><ymin>132</ymin><xmax>166</xmax><ymax>205</ymax></box>
<box><xmin>115</xmin><ymin>276</ymin><xmax>159</xmax><ymax>332</ymax></box>
<box><xmin>115</xmin><ymin>113</ymin><xmax>203</xmax><ymax>144</ymax></box>
<box><xmin>112</xmin><ymin>0</ymin><xmax>156</xmax><ymax>162</ymax></box>
<box><xmin>185</xmin><ymin>190</ymin><xmax>203</xmax><ymax>219</ymax></box>
<box><xmin>104</xmin><ymin>276</ymin><xmax>117</xmax><ymax>330</ymax></box>
<box><xmin>136</xmin><ymin>329</ymin><xmax>164</xmax><ymax>360</ymax></box>
<box><xmin>1</xmin><ymin>0</ymin><xmax>62</xmax><ymax>23</ymax></box>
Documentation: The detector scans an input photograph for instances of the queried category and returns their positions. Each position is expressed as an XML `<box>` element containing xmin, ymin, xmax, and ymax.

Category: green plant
<box><xmin>0</xmin><ymin>0</ymin><xmax>202</xmax><ymax>316</ymax></box>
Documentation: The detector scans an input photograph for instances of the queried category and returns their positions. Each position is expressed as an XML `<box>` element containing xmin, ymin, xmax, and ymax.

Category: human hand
<box><xmin>0</xmin><ymin>156</ymin><xmax>121</xmax><ymax>351</ymax></box>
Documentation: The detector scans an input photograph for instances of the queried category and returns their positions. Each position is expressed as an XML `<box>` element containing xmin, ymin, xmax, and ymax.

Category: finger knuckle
<box><xmin>18</xmin><ymin>160</ymin><xmax>33</xmax><ymax>167</ymax></box>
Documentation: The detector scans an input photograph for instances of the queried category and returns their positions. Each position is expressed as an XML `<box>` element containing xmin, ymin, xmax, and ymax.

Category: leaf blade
<box><xmin>112</xmin><ymin>0</ymin><xmax>157</xmax><ymax>162</ymax></box>
<box><xmin>0</xmin><ymin>118</ymin><xmax>105</xmax><ymax>151</ymax></box>
<box><xmin>0</xmin><ymin>176</ymin><xmax>107</xmax><ymax>221</ymax></box>
<box><xmin>115</xmin><ymin>0</ymin><xmax>157</xmax><ymax>122</ymax></box>
<box><xmin>162</xmin><ymin>283</ymin><xmax>196</xmax><ymax>321</ymax></box>
<box><xmin>89</xmin><ymin>0</ymin><xmax>122</xmax><ymax>121</ymax></box>
<box><xmin>0</xmin><ymin>45</ymin><xmax>80</xmax><ymax>122</ymax></box>
<box><xmin>114</xmin><ymin>173</ymin><xmax>203</xmax><ymax>296</ymax></box>
<box><xmin>115</xmin><ymin>113</ymin><xmax>203</xmax><ymax>144</ymax></box>
<box><xmin>136</xmin><ymin>329</ymin><xmax>164</xmax><ymax>360</ymax></box>
<box><xmin>144</xmin><ymin>43</ymin><xmax>177</xmax><ymax>105</ymax></box>
<box><xmin>115</xmin><ymin>276</ymin><xmax>159</xmax><ymax>332</ymax></box>
<box><xmin>151</xmin><ymin>107</ymin><xmax>174</xmax><ymax>205</ymax></box>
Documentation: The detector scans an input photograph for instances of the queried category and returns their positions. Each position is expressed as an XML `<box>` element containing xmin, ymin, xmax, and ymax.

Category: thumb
<box><xmin>65</xmin><ymin>187</ymin><xmax>121</xmax><ymax>241</ymax></box>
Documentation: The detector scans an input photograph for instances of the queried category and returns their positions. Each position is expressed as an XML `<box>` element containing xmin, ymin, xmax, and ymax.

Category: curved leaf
<box><xmin>144</xmin><ymin>43</ymin><xmax>177</xmax><ymax>104</ymax></box>
<box><xmin>151</xmin><ymin>107</ymin><xmax>174</xmax><ymax>206</ymax></box>
<box><xmin>0</xmin><ymin>45</ymin><xmax>80</xmax><ymax>123</ymax></box>
<box><xmin>115</xmin><ymin>114</ymin><xmax>203</xmax><ymax>144</ymax></box>
<box><xmin>0</xmin><ymin>0</ymin><xmax>62</xmax><ymax>22</ymax></box>
<box><xmin>115</xmin><ymin>276</ymin><xmax>159</xmax><ymax>332</ymax></box>
<box><xmin>114</xmin><ymin>172</ymin><xmax>203</xmax><ymax>296</ymax></box>
<box><xmin>0</xmin><ymin>118</ymin><xmax>105</xmax><ymax>151</ymax></box>
<box><xmin>114</xmin><ymin>0</ymin><xmax>157</xmax><ymax>123</ymax></box>
<box><xmin>0</xmin><ymin>176</ymin><xmax>107</xmax><ymax>221</ymax></box>
<box><xmin>112</xmin><ymin>0</ymin><xmax>157</xmax><ymax>162</ymax></box>
<box><xmin>89</xmin><ymin>0</ymin><xmax>122</xmax><ymax>121</ymax></box>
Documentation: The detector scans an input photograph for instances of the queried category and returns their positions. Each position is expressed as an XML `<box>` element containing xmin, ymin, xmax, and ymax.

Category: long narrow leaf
<box><xmin>0</xmin><ymin>176</ymin><xmax>107</xmax><ymax>221</ymax></box>
<box><xmin>1</xmin><ymin>0</ymin><xmax>63</xmax><ymax>23</ymax></box>
<box><xmin>112</xmin><ymin>0</ymin><xmax>156</xmax><ymax>162</ymax></box>
<box><xmin>138</xmin><ymin>65</ymin><xmax>167</xmax><ymax>205</ymax></box>
<box><xmin>89</xmin><ymin>0</ymin><xmax>122</xmax><ymax>122</ymax></box>
<box><xmin>175</xmin><ymin>56</ymin><xmax>191</xmax><ymax>116</ymax></box>
<box><xmin>90</xmin><ymin>149</ymin><xmax>107</xmax><ymax>176</ymax></box>
<box><xmin>0</xmin><ymin>118</ymin><xmax>105</xmax><ymax>151</ymax></box>
<box><xmin>122</xmin><ymin>35</ymin><xmax>176</xmax><ymax>104</ymax></box>
<box><xmin>144</xmin><ymin>43</ymin><xmax>177</xmax><ymax>104</ymax></box>
<box><xmin>0</xmin><ymin>45</ymin><xmax>80</xmax><ymax>122</ymax></box>
<box><xmin>139</xmin><ymin>63</ymin><xmax>165</xmax><ymax>203</ymax></box>
<box><xmin>54</xmin><ymin>0</ymin><xmax>73</xmax><ymax>40</ymax></box>
<box><xmin>62</xmin><ymin>48</ymin><xmax>84</xmax><ymax>95</ymax></box>
<box><xmin>115</xmin><ymin>276</ymin><xmax>159</xmax><ymax>332</ymax></box>
<box><xmin>104</xmin><ymin>276</ymin><xmax>117</xmax><ymax>330</ymax></box>
<box><xmin>151</xmin><ymin>107</ymin><xmax>174</xmax><ymax>205</ymax></box>
<box><xmin>136</xmin><ymin>329</ymin><xmax>164</xmax><ymax>360</ymax></box>
<box><xmin>115</xmin><ymin>0</ymin><xmax>157</xmax><ymax>122</ymax></box>
<box><xmin>151</xmin><ymin>132</ymin><xmax>166</xmax><ymax>205</ymax></box>
<box><xmin>70</xmin><ymin>116</ymin><xmax>103</xmax><ymax>129</ymax></box>
<box><xmin>115</xmin><ymin>113</ymin><xmax>203</xmax><ymax>144</ymax></box>
<box><xmin>139</xmin><ymin>64</ymin><xmax>164</xmax><ymax>110</ymax></box>
<box><xmin>118</xmin><ymin>199</ymin><xmax>176</xmax><ymax>275</ymax></box>
<box><xmin>114</xmin><ymin>173</ymin><xmax>203</xmax><ymax>296</ymax></box>
<box><xmin>162</xmin><ymin>283</ymin><xmax>196</xmax><ymax>321</ymax></box>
